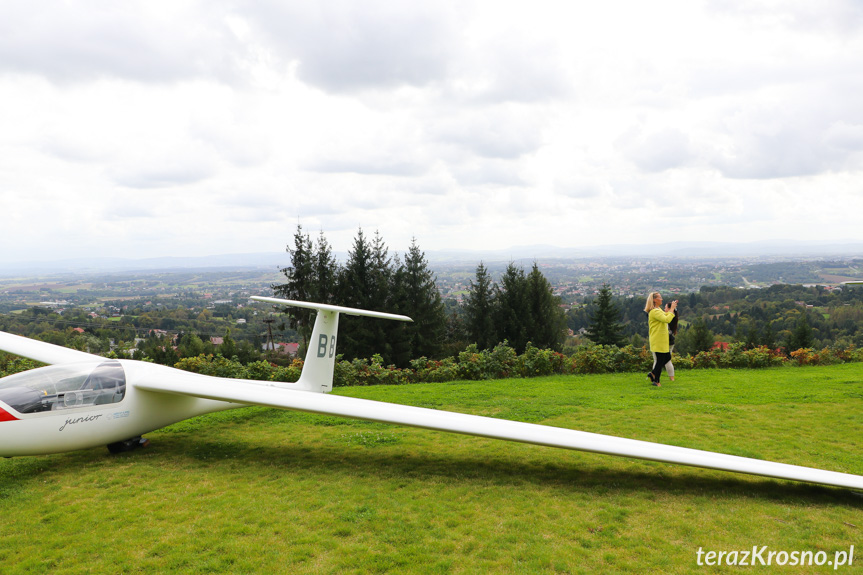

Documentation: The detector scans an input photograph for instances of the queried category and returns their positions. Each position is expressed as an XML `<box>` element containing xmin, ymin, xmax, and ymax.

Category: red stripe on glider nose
<box><xmin>0</xmin><ymin>406</ymin><xmax>19</xmax><ymax>422</ymax></box>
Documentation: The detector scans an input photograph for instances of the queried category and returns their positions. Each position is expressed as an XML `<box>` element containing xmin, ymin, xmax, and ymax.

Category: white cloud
<box><xmin>0</xmin><ymin>1</ymin><xmax>244</xmax><ymax>84</ymax></box>
<box><xmin>1</xmin><ymin>0</ymin><xmax>862</xmax><ymax>263</ymax></box>
<box><xmin>245</xmin><ymin>0</ymin><xmax>461</xmax><ymax>93</ymax></box>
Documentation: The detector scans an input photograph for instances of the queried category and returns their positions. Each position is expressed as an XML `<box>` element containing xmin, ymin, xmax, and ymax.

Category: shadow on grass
<box><xmin>4</xmin><ymin>420</ymin><xmax>860</xmax><ymax>507</ymax></box>
<box><xmin>142</xmin><ymin>433</ymin><xmax>863</xmax><ymax>506</ymax></box>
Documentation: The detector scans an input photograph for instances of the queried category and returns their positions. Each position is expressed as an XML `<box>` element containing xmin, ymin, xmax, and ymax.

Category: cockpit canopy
<box><xmin>0</xmin><ymin>360</ymin><xmax>126</xmax><ymax>414</ymax></box>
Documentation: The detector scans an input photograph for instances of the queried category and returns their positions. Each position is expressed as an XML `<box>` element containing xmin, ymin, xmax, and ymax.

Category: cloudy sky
<box><xmin>2</xmin><ymin>0</ymin><xmax>862</xmax><ymax>263</ymax></box>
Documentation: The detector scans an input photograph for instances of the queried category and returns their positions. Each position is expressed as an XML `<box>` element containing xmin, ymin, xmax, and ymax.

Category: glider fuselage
<box><xmin>0</xmin><ymin>360</ymin><xmax>239</xmax><ymax>457</ymax></box>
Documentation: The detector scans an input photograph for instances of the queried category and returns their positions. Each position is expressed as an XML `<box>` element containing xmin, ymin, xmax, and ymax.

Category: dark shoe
<box><xmin>652</xmin><ymin>381</ymin><xmax>661</xmax><ymax>387</ymax></box>
<box><xmin>647</xmin><ymin>372</ymin><xmax>656</xmax><ymax>384</ymax></box>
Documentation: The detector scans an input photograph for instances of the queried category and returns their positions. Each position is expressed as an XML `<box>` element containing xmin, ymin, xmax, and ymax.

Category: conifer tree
<box><xmin>585</xmin><ymin>284</ymin><xmax>625</xmax><ymax>347</ymax></box>
<box><xmin>311</xmin><ymin>230</ymin><xmax>338</xmax><ymax>304</ymax></box>
<box><xmin>786</xmin><ymin>313</ymin><xmax>814</xmax><ymax>352</ymax></box>
<box><xmin>397</xmin><ymin>238</ymin><xmax>447</xmax><ymax>362</ymax></box>
<box><xmin>526</xmin><ymin>262</ymin><xmax>566</xmax><ymax>350</ymax></box>
<box><xmin>219</xmin><ymin>328</ymin><xmax>237</xmax><ymax>359</ymax></box>
<box><xmin>494</xmin><ymin>262</ymin><xmax>530</xmax><ymax>353</ymax></box>
<box><xmin>463</xmin><ymin>262</ymin><xmax>496</xmax><ymax>350</ymax></box>
<box><xmin>690</xmin><ymin>318</ymin><xmax>715</xmax><ymax>353</ymax></box>
<box><xmin>761</xmin><ymin>321</ymin><xmax>776</xmax><ymax>349</ymax></box>
<box><xmin>273</xmin><ymin>224</ymin><xmax>315</xmax><ymax>349</ymax></box>
<box><xmin>337</xmin><ymin>228</ymin><xmax>394</xmax><ymax>362</ymax></box>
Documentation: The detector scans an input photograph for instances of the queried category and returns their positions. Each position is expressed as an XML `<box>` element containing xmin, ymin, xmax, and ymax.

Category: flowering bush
<box><xmin>456</xmin><ymin>341</ymin><xmax>519</xmax><ymax>380</ymax></box>
<box><xmin>174</xmin><ymin>354</ymin><xmax>248</xmax><ymax>379</ymax></box>
<box><xmin>717</xmin><ymin>342</ymin><xmax>748</xmax><ymax>368</ymax></box>
<box><xmin>0</xmin><ymin>355</ymin><xmax>41</xmax><ymax>378</ymax></box>
<box><xmin>409</xmin><ymin>356</ymin><xmax>459</xmax><ymax>383</ymax></box>
<box><xmin>611</xmin><ymin>345</ymin><xmax>654</xmax><ymax>373</ymax></box>
<box><xmin>742</xmin><ymin>346</ymin><xmax>784</xmax><ymax>368</ymax></box>
<box><xmin>270</xmin><ymin>359</ymin><xmax>303</xmax><ymax>383</ymax></box>
<box><xmin>343</xmin><ymin>354</ymin><xmax>410</xmax><ymax>386</ymax></box>
<box><xmin>570</xmin><ymin>345</ymin><xmax>615</xmax><ymax>374</ymax></box>
<box><xmin>517</xmin><ymin>343</ymin><xmax>558</xmax><ymax>377</ymax></box>
<box><xmin>167</xmin><ymin>341</ymin><xmax>863</xmax><ymax>387</ymax></box>
<box><xmin>833</xmin><ymin>345</ymin><xmax>863</xmax><ymax>363</ymax></box>
<box><xmin>789</xmin><ymin>347</ymin><xmax>843</xmax><ymax>367</ymax></box>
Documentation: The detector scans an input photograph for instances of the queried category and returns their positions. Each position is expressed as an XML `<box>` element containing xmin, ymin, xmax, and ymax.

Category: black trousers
<box><xmin>650</xmin><ymin>351</ymin><xmax>672</xmax><ymax>382</ymax></box>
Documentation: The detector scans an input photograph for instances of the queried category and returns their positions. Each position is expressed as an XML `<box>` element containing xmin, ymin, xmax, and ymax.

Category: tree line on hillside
<box><xmin>460</xmin><ymin>262</ymin><xmax>566</xmax><ymax>353</ymax></box>
<box><xmin>273</xmin><ymin>225</ymin><xmax>447</xmax><ymax>367</ymax></box>
<box><xmin>0</xmin><ymin>299</ymin><xmax>295</xmax><ymax>366</ymax></box>
<box><xmin>273</xmin><ymin>225</ymin><xmax>567</xmax><ymax>367</ymax></box>
<box><xmin>4</xmin><ymin>227</ymin><xmax>863</xmax><ymax>370</ymax></box>
<box><xmin>576</xmin><ymin>283</ymin><xmax>863</xmax><ymax>355</ymax></box>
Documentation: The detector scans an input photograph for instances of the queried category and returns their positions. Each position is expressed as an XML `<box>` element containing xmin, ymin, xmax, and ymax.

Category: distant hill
<box><xmin>425</xmin><ymin>240</ymin><xmax>863</xmax><ymax>262</ymax></box>
<box><xmin>2</xmin><ymin>240</ymin><xmax>862</xmax><ymax>276</ymax></box>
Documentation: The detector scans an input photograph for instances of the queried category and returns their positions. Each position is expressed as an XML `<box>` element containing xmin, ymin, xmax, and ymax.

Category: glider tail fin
<box><xmin>298</xmin><ymin>306</ymin><xmax>340</xmax><ymax>393</ymax></box>
<box><xmin>250</xmin><ymin>297</ymin><xmax>412</xmax><ymax>393</ymax></box>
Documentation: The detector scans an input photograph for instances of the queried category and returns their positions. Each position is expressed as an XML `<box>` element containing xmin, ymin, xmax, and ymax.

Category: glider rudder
<box><xmin>251</xmin><ymin>297</ymin><xmax>412</xmax><ymax>393</ymax></box>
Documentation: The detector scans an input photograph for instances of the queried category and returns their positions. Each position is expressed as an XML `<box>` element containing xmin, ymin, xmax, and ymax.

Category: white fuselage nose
<box><xmin>0</xmin><ymin>360</ymin><xmax>238</xmax><ymax>457</ymax></box>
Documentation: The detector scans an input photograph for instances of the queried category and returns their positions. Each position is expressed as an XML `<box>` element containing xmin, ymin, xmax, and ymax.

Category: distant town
<box><xmin>2</xmin><ymin>253</ymin><xmax>862</xmax><ymax>359</ymax></box>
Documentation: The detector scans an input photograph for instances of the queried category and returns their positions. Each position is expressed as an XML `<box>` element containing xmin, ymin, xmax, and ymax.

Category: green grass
<box><xmin>1</xmin><ymin>365</ymin><xmax>861</xmax><ymax>573</ymax></box>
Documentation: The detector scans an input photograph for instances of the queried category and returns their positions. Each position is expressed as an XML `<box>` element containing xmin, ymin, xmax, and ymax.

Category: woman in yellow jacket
<box><xmin>645</xmin><ymin>291</ymin><xmax>678</xmax><ymax>386</ymax></box>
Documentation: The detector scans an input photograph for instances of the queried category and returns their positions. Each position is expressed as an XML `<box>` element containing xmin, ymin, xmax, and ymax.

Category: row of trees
<box><xmin>273</xmin><ymin>226</ymin><xmax>448</xmax><ymax>367</ymax></box>
<box><xmin>577</xmin><ymin>283</ymin><xmax>863</xmax><ymax>355</ymax></box>
<box><xmin>273</xmin><ymin>226</ymin><xmax>570</xmax><ymax>366</ymax></box>
<box><xmin>461</xmin><ymin>262</ymin><xmax>566</xmax><ymax>353</ymax></box>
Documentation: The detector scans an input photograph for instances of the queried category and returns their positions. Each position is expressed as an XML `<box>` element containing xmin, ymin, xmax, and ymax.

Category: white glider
<box><xmin>1</xmin><ymin>297</ymin><xmax>861</xmax><ymax>491</ymax></box>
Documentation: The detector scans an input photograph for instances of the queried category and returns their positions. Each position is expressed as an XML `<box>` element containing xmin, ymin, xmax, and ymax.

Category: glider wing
<box><xmin>0</xmin><ymin>330</ymin><xmax>102</xmax><ymax>365</ymax></box>
<box><xmin>135</xmin><ymin>375</ymin><xmax>863</xmax><ymax>490</ymax></box>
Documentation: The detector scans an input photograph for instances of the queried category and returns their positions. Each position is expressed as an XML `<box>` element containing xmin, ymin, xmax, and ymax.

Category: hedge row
<box><xmin>168</xmin><ymin>342</ymin><xmax>863</xmax><ymax>387</ymax></box>
<box><xmin>0</xmin><ymin>355</ymin><xmax>41</xmax><ymax>378</ymax></box>
<box><xmin>4</xmin><ymin>343</ymin><xmax>862</xmax><ymax>384</ymax></box>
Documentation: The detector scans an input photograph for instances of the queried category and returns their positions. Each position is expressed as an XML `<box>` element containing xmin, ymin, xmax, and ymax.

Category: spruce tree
<box><xmin>761</xmin><ymin>321</ymin><xmax>776</xmax><ymax>349</ymax></box>
<box><xmin>397</xmin><ymin>238</ymin><xmax>447</xmax><ymax>362</ymax></box>
<box><xmin>786</xmin><ymin>313</ymin><xmax>814</xmax><ymax>352</ymax></box>
<box><xmin>494</xmin><ymin>262</ymin><xmax>529</xmax><ymax>353</ymax></box>
<box><xmin>337</xmin><ymin>228</ymin><xmax>374</xmax><ymax>361</ymax></box>
<box><xmin>690</xmin><ymin>318</ymin><xmax>715</xmax><ymax>353</ymax></box>
<box><xmin>311</xmin><ymin>230</ymin><xmax>338</xmax><ymax>304</ymax></box>
<box><xmin>526</xmin><ymin>262</ymin><xmax>566</xmax><ymax>350</ymax></box>
<box><xmin>463</xmin><ymin>262</ymin><xmax>496</xmax><ymax>350</ymax></box>
<box><xmin>337</xmin><ymin>229</ymin><xmax>394</xmax><ymax>362</ymax></box>
<box><xmin>273</xmin><ymin>223</ymin><xmax>315</xmax><ymax>350</ymax></box>
<box><xmin>585</xmin><ymin>284</ymin><xmax>625</xmax><ymax>347</ymax></box>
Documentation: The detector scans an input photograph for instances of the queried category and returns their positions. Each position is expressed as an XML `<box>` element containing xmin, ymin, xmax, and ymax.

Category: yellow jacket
<box><xmin>648</xmin><ymin>308</ymin><xmax>675</xmax><ymax>353</ymax></box>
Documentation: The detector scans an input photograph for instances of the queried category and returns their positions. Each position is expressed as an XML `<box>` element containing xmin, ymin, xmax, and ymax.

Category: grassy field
<box><xmin>1</xmin><ymin>365</ymin><xmax>861</xmax><ymax>573</ymax></box>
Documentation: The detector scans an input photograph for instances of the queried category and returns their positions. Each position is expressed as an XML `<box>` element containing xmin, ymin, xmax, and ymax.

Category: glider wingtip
<box><xmin>252</xmin><ymin>296</ymin><xmax>413</xmax><ymax>322</ymax></box>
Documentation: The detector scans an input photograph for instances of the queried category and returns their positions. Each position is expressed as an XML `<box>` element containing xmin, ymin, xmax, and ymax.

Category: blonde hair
<box><xmin>644</xmin><ymin>291</ymin><xmax>661</xmax><ymax>313</ymax></box>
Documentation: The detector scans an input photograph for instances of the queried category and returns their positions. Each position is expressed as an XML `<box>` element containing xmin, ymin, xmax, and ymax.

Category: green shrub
<box><xmin>343</xmin><ymin>354</ymin><xmax>410</xmax><ymax>386</ymax></box>
<box><xmin>671</xmin><ymin>352</ymin><xmax>693</xmax><ymax>370</ymax></box>
<box><xmin>742</xmin><ymin>346</ymin><xmax>784</xmax><ymax>368</ymax></box>
<box><xmin>610</xmin><ymin>345</ymin><xmax>653</xmax><ymax>373</ymax></box>
<box><xmin>245</xmin><ymin>360</ymin><xmax>276</xmax><ymax>381</ymax></box>
<box><xmin>691</xmin><ymin>348</ymin><xmax>721</xmax><ymax>369</ymax></box>
<box><xmin>716</xmin><ymin>342</ymin><xmax>747</xmax><ymax>368</ymax></box>
<box><xmin>570</xmin><ymin>345</ymin><xmax>615</xmax><ymax>374</ymax></box>
<box><xmin>834</xmin><ymin>344</ymin><xmax>863</xmax><ymax>363</ymax></box>
<box><xmin>270</xmin><ymin>359</ymin><xmax>303</xmax><ymax>383</ymax></box>
<box><xmin>174</xmin><ymin>354</ymin><xmax>248</xmax><ymax>378</ymax></box>
<box><xmin>162</xmin><ymin>341</ymin><xmax>863</xmax><ymax>389</ymax></box>
<box><xmin>0</xmin><ymin>355</ymin><xmax>41</xmax><ymax>378</ymax></box>
<box><xmin>789</xmin><ymin>347</ymin><xmax>843</xmax><ymax>367</ymax></box>
<box><xmin>410</xmin><ymin>356</ymin><xmax>459</xmax><ymax>383</ymax></box>
<box><xmin>456</xmin><ymin>344</ymin><xmax>485</xmax><ymax>380</ymax></box>
<box><xmin>334</xmin><ymin>357</ymin><xmax>360</xmax><ymax>387</ymax></box>
<box><xmin>487</xmin><ymin>341</ymin><xmax>519</xmax><ymax>378</ymax></box>
<box><xmin>517</xmin><ymin>343</ymin><xmax>556</xmax><ymax>377</ymax></box>
<box><xmin>455</xmin><ymin>342</ymin><xmax>518</xmax><ymax>380</ymax></box>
